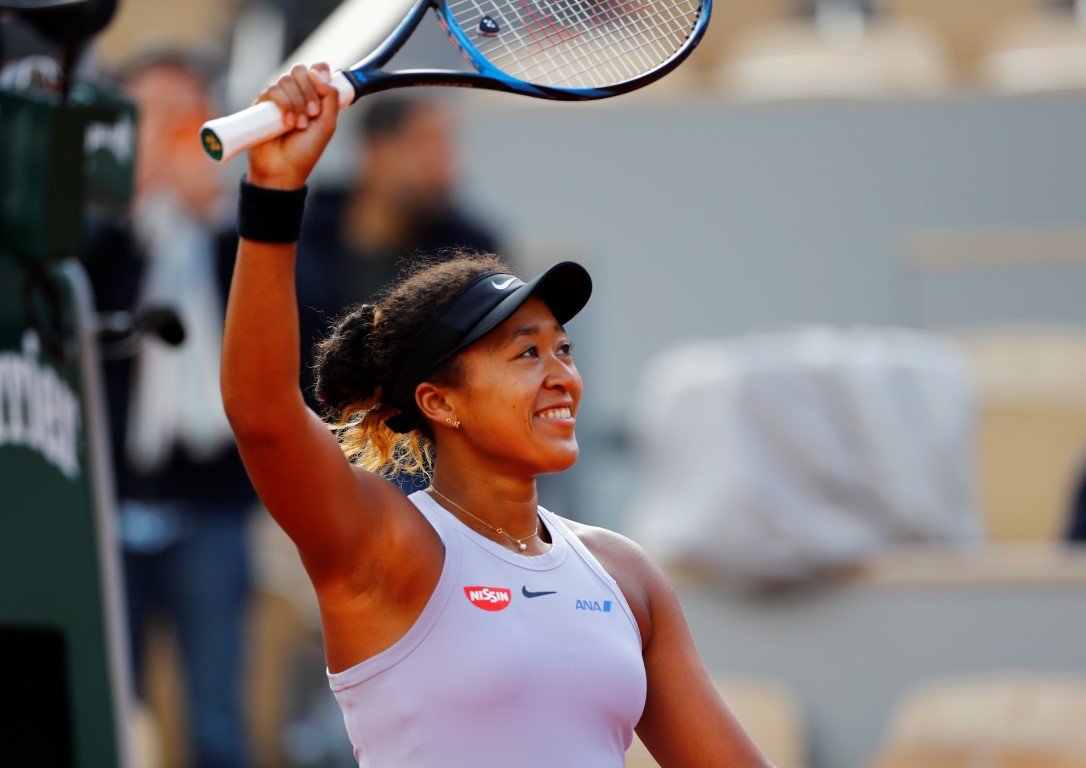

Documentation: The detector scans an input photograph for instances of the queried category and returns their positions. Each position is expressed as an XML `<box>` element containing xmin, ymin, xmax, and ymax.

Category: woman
<box><xmin>222</xmin><ymin>62</ymin><xmax>773</xmax><ymax>767</ymax></box>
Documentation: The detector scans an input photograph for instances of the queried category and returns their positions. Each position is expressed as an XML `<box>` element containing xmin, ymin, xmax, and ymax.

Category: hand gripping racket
<box><xmin>200</xmin><ymin>0</ymin><xmax>710</xmax><ymax>162</ymax></box>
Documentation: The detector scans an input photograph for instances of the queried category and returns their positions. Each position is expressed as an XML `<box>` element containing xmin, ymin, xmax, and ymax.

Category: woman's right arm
<box><xmin>220</xmin><ymin>64</ymin><xmax>405</xmax><ymax>582</ymax></box>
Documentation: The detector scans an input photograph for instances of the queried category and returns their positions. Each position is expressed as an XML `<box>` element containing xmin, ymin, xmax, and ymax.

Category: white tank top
<box><xmin>326</xmin><ymin>491</ymin><xmax>647</xmax><ymax>767</ymax></box>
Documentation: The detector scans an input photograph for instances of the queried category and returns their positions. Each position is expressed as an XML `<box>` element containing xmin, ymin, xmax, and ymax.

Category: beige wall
<box><xmin>92</xmin><ymin>0</ymin><xmax>241</xmax><ymax>71</ymax></box>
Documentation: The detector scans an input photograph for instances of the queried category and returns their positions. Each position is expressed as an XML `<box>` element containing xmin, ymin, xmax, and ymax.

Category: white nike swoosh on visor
<box><xmin>492</xmin><ymin>277</ymin><xmax>517</xmax><ymax>290</ymax></box>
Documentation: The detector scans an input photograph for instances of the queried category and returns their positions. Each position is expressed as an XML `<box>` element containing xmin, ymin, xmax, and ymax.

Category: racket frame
<box><xmin>342</xmin><ymin>0</ymin><xmax>712</xmax><ymax>100</ymax></box>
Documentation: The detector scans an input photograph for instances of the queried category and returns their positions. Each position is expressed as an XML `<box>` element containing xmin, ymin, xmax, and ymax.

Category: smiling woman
<box><xmin>220</xmin><ymin>62</ymin><xmax>774</xmax><ymax>768</ymax></box>
<box><xmin>310</xmin><ymin>256</ymin><xmax>590</xmax><ymax>486</ymax></box>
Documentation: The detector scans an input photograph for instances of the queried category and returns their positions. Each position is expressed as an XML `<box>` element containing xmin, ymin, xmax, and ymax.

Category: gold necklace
<box><xmin>428</xmin><ymin>486</ymin><xmax>540</xmax><ymax>552</ymax></box>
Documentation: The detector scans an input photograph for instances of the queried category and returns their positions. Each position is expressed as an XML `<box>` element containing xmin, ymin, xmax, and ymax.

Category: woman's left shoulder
<box><xmin>558</xmin><ymin>517</ymin><xmax>670</xmax><ymax>647</ymax></box>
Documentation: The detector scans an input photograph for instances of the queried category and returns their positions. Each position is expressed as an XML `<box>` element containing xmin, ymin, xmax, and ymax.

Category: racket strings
<box><xmin>448</xmin><ymin>0</ymin><xmax>701</xmax><ymax>88</ymax></box>
<box><xmin>480</xmin><ymin>0</ymin><xmax>692</xmax><ymax>85</ymax></box>
<box><xmin>488</xmin><ymin>0</ymin><xmax>679</xmax><ymax>86</ymax></box>
<box><xmin>528</xmin><ymin>0</ymin><xmax>696</xmax><ymax>86</ymax></box>
<box><xmin>517</xmin><ymin>20</ymin><xmax>690</xmax><ymax>88</ymax></box>
<box><xmin>513</xmin><ymin>12</ymin><xmax>686</xmax><ymax>87</ymax></box>
<box><xmin>503</xmin><ymin>10</ymin><xmax>692</xmax><ymax>87</ymax></box>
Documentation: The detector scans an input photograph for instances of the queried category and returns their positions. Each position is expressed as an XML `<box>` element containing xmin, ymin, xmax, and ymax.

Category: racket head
<box><xmin>436</xmin><ymin>0</ymin><xmax>711</xmax><ymax>98</ymax></box>
<box><xmin>200</xmin><ymin>0</ymin><xmax>710</xmax><ymax>162</ymax></box>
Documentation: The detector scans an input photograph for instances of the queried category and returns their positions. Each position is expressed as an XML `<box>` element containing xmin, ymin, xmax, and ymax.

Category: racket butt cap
<box><xmin>201</xmin><ymin>127</ymin><xmax>224</xmax><ymax>162</ymax></box>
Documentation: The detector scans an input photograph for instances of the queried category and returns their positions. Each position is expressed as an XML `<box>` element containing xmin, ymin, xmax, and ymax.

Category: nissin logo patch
<box><xmin>575</xmin><ymin>599</ymin><xmax>612</xmax><ymax>613</ymax></box>
<box><xmin>465</xmin><ymin>586</ymin><xmax>512</xmax><ymax>611</ymax></box>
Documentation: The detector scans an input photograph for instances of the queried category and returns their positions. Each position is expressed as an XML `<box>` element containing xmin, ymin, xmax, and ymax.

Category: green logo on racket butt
<box><xmin>201</xmin><ymin>127</ymin><xmax>224</xmax><ymax>162</ymax></box>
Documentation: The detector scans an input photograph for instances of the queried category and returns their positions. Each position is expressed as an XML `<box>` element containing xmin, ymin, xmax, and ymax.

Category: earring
<box><xmin>445</xmin><ymin>417</ymin><xmax>461</xmax><ymax>429</ymax></box>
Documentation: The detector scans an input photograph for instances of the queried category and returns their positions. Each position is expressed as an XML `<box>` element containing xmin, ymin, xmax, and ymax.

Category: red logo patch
<box><xmin>464</xmin><ymin>586</ymin><xmax>512</xmax><ymax>611</ymax></box>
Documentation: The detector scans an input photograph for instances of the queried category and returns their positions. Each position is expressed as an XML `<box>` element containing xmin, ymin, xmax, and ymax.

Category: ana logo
<box><xmin>575</xmin><ymin>599</ymin><xmax>613</xmax><ymax>613</ymax></box>
<box><xmin>465</xmin><ymin>586</ymin><xmax>512</xmax><ymax>611</ymax></box>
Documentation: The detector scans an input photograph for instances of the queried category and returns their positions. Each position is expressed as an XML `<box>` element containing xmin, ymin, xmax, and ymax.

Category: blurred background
<box><xmin>4</xmin><ymin>0</ymin><xmax>1086</xmax><ymax>766</ymax></box>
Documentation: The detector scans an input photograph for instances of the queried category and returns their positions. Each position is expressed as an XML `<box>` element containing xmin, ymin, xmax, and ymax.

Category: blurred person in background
<box><xmin>1069</xmin><ymin>464</ymin><xmax>1086</xmax><ymax>543</ymax></box>
<box><xmin>296</xmin><ymin>94</ymin><xmax>501</xmax><ymax>494</ymax></box>
<box><xmin>83</xmin><ymin>51</ymin><xmax>254</xmax><ymax>768</ymax></box>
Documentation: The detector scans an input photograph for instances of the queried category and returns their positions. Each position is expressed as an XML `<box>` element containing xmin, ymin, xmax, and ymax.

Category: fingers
<box><xmin>310</xmin><ymin>62</ymin><xmax>333</xmax><ymax>93</ymax></box>
<box><xmin>245</xmin><ymin>62</ymin><xmax>337</xmax><ymax>186</ymax></box>
<box><xmin>307</xmin><ymin>64</ymin><xmax>340</xmax><ymax>129</ymax></box>
<box><xmin>258</xmin><ymin>63</ymin><xmax>334</xmax><ymax>130</ymax></box>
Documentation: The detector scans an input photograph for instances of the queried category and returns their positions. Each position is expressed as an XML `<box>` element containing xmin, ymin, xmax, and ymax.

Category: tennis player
<box><xmin>222</xmin><ymin>63</ymin><xmax>773</xmax><ymax>767</ymax></box>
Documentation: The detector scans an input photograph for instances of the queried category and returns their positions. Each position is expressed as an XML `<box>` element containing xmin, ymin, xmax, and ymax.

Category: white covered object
<box><xmin>627</xmin><ymin>327</ymin><xmax>981</xmax><ymax>581</ymax></box>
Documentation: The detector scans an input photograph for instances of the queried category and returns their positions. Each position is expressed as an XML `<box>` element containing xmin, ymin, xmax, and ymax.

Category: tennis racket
<box><xmin>200</xmin><ymin>0</ymin><xmax>710</xmax><ymax>162</ymax></box>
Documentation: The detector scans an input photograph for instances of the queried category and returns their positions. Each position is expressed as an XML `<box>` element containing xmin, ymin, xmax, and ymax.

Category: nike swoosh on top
<box><xmin>522</xmin><ymin>586</ymin><xmax>557</xmax><ymax>598</ymax></box>
<box><xmin>492</xmin><ymin>277</ymin><xmax>517</xmax><ymax>290</ymax></box>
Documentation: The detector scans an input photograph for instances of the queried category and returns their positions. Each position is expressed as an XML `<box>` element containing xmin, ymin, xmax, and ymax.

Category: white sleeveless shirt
<box><xmin>326</xmin><ymin>491</ymin><xmax>647</xmax><ymax>767</ymax></box>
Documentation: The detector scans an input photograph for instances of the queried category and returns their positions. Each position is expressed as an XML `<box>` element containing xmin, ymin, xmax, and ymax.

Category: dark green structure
<box><xmin>0</xmin><ymin>82</ymin><xmax>136</xmax><ymax>767</ymax></box>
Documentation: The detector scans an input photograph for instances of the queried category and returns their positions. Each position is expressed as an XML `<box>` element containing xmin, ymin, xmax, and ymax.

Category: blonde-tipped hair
<box><xmin>312</xmin><ymin>253</ymin><xmax>508</xmax><ymax>478</ymax></box>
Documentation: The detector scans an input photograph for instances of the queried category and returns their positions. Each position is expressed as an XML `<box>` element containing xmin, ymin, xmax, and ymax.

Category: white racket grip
<box><xmin>199</xmin><ymin>72</ymin><xmax>356</xmax><ymax>163</ymax></box>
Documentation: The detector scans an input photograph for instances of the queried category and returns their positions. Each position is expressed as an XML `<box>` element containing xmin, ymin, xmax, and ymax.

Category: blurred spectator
<box><xmin>83</xmin><ymin>51</ymin><xmax>253</xmax><ymax>768</ymax></box>
<box><xmin>297</xmin><ymin>94</ymin><xmax>500</xmax><ymax>307</ymax></box>
<box><xmin>295</xmin><ymin>94</ymin><xmax>501</xmax><ymax>492</ymax></box>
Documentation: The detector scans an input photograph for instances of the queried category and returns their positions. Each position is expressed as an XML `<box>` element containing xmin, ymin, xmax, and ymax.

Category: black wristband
<box><xmin>237</xmin><ymin>176</ymin><xmax>308</xmax><ymax>243</ymax></box>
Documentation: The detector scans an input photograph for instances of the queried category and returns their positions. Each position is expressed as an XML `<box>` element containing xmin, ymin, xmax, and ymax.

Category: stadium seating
<box><xmin>716</xmin><ymin>12</ymin><xmax>950</xmax><ymax>99</ymax></box>
<box><xmin>982</xmin><ymin>5</ymin><xmax>1086</xmax><ymax>93</ymax></box>
<box><xmin>954</xmin><ymin>329</ymin><xmax>1086</xmax><ymax>542</ymax></box>
<box><xmin>870</xmin><ymin>673</ymin><xmax>1086</xmax><ymax>768</ymax></box>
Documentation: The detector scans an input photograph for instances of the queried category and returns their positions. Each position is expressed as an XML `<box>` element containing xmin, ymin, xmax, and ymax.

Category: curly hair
<box><xmin>312</xmin><ymin>252</ymin><xmax>509</xmax><ymax>478</ymax></box>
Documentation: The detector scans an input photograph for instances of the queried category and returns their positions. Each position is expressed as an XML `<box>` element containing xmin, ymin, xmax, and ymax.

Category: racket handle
<box><xmin>199</xmin><ymin>72</ymin><xmax>356</xmax><ymax>163</ymax></box>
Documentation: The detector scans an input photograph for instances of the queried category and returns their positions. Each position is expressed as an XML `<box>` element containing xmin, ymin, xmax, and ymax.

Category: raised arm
<box><xmin>635</xmin><ymin>556</ymin><xmax>775</xmax><ymax>767</ymax></box>
<box><xmin>220</xmin><ymin>64</ymin><xmax>404</xmax><ymax>581</ymax></box>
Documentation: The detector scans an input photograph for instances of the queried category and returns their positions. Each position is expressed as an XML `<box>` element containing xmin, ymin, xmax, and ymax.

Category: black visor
<box><xmin>386</xmin><ymin>261</ymin><xmax>592</xmax><ymax>433</ymax></box>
